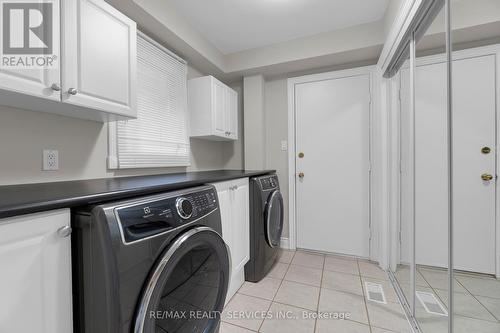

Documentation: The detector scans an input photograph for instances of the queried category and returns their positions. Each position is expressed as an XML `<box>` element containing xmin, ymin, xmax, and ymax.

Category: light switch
<box><xmin>280</xmin><ymin>140</ymin><xmax>288</xmax><ymax>151</ymax></box>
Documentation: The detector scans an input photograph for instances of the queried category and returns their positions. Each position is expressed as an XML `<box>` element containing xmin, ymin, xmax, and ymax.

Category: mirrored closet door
<box><xmin>398</xmin><ymin>3</ymin><xmax>450</xmax><ymax>332</ymax></box>
<box><xmin>389</xmin><ymin>0</ymin><xmax>500</xmax><ymax>332</ymax></box>
<box><xmin>450</xmin><ymin>0</ymin><xmax>500</xmax><ymax>331</ymax></box>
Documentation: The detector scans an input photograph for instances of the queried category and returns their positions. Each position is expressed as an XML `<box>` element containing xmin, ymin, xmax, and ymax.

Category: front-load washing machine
<box><xmin>244</xmin><ymin>174</ymin><xmax>284</xmax><ymax>282</ymax></box>
<box><xmin>72</xmin><ymin>185</ymin><xmax>230</xmax><ymax>333</ymax></box>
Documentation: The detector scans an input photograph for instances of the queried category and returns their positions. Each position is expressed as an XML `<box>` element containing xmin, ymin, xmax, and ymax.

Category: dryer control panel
<box><xmin>114</xmin><ymin>187</ymin><xmax>218</xmax><ymax>244</ymax></box>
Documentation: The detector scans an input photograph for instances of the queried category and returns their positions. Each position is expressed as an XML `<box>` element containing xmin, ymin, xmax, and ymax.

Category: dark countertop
<box><xmin>0</xmin><ymin>170</ymin><xmax>274</xmax><ymax>219</ymax></box>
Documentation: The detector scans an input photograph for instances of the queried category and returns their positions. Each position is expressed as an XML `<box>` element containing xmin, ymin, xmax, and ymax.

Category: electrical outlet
<box><xmin>280</xmin><ymin>140</ymin><xmax>288</xmax><ymax>151</ymax></box>
<box><xmin>43</xmin><ymin>149</ymin><xmax>59</xmax><ymax>171</ymax></box>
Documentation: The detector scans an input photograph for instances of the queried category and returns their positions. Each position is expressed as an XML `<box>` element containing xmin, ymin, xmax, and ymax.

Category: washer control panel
<box><xmin>259</xmin><ymin>175</ymin><xmax>279</xmax><ymax>191</ymax></box>
<box><xmin>115</xmin><ymin>188</ymin><xmax>218</xmax><ymax>243</ymax></box>
<box><xmin>176</xmin><ymin>197</ymin><xmax>194</xmax><ymax>219</ymax></box>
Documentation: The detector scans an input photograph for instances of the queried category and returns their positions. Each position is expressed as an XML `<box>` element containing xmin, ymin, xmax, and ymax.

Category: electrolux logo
<box><xmin>1</xmin><ymin>0</ymin><xmax>58</xmax><ymax>69</ymax></box>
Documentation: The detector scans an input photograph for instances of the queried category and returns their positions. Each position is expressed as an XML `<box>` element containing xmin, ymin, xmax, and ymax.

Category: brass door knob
<box><xmin>298</xmin><ymin>172</ymin><xmax>305</xmax><ymax>179</ymax></box>
<box><xmin>481</xmin><ymin>173</ymin><xmax>494</xmax><ymax>181</ymax></box>
<box><xmin>298</xmin><ymin>152</ymin><xmax>305</xmax><ymax>158</ymax></box>
<box><xmin>482</xmin><ymin>147</ymin><xmax>491</xmax><ymax>154</ymax></box>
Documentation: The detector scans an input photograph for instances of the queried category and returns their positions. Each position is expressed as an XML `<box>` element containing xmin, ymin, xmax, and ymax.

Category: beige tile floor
<box><xmin>221</xmin><ymin>250</ymin><xmax>413</xmax><ymax>333</ymax></box>
<box><xmin>394</xmin><ymin>265</ymin><xmax>500</xmax><ymax>333</ymax></box>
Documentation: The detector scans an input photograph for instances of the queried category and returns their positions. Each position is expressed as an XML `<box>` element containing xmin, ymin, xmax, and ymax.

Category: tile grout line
<box><xmin>238</xmin><ymin>281</ymin><xmax>376</xmax><ymax>313</ymax></box>
<box><xmin>313</xmin><ymin>255</ymin><xmax>326</xmax><ymax>333</ymax></box>
<box><xmin>451</xmin><ymin>274</ymin><xmax>500</xmax><ymax>324</ymax></box>
<box><xmin>472</xmin><ymin>294</ymin><xmax>500</xmax><ymax>323</ymax></box>
<box><xmin>453</xmin><ymin>313</ymin><xmax>500</xmax><ymax>327</ymax></box>
<box><xmin>414</xmin><ymin>266</ymin><xmax>450</xmax><ymax>311</ymax></box>
<box><xmin>222</xmin><ymin>321</ymin><xmax>259</xmax><ymax>332</ymax></box>
<box><xmin>256</xmin><ymin>250</ymin><xmax>296</xmax><ymax>333</ymax></box>
<box><xmin>418</xmin><ymin>266</ymin><xmax>493</xmax><ymax>318</ymax></box>
<box><xmin>224</xmin><ymin>250</ymin><xmax>295</xmax><ymax>333</ymax></box>
<box><xmin>414</xmin><ymin>268</ymin><xmax>500</xmax><ymax>327</ymax></box>
<box><xmin>358</xmin><ymin>258</ymin><xmax>374</xmax><ymax>333</ymax></box>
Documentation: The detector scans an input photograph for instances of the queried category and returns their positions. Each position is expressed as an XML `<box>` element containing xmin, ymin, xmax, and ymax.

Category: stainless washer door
<box><xmin>134</xmin><ymin>227</ymin><xmax>230</xmax><ymax>333</ymax></box>
<box><xmin>265</xmin><ymin>190</ymin><xmax>284</xmax><ymax>248</ymax></box>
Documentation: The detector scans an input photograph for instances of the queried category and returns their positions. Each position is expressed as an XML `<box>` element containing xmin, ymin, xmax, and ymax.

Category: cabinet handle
<box><xmin>51</xmin><ymin>83</ymin><xmax>61</xmax><ymax>91</ymax></box>
<box><xmin>68</xmin><ymin>88</ymin><xmax>78</xmax><ymax>95</ymax></box>
<box><xmin>57</xmin><ymin>226</ymin><xmax>72</xmax><ymax>238</ymax></box>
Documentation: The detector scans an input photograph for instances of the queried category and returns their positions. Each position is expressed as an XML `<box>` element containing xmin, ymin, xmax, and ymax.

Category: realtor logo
<box><xmin>1</xmin><ymin>0</ymin><xmax>58</xmax><ymax>68</ymax></box>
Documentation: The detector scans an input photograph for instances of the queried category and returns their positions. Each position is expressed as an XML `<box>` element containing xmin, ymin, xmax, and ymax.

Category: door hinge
<box><xmin>398</xmin><ymin>89</ymin><xmax>402</xmax><ymax>102</ymax></box>
<box><xmin>368</xmin><ymin>161</ymin><xmax>372</xmax><ymax>172</ymax></box>
<box><xmin>368</xmin><ymin>93</ymin><xmax>372</xmax><ymax>105</ymax></box>
<box><xmin>399</xmin><ymin>160</ymin><xmax>403</xmax><ymax>173</ymax></box>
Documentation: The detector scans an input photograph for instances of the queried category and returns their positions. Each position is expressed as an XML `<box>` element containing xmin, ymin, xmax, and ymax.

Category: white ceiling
<box><xmin>166</xmin><ymin>0</ymin><xmax>390</xmax><ymax>54</ymax></box>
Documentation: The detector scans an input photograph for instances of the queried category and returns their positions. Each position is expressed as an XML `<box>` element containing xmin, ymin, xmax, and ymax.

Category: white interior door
<box><xmin>295</xmin><ymin>73</ymin><xmax>371</xmax><ymax>257</ymax></box>
<box><xmin>400</xmin><ymin>54</ymin><xmax>496</xmax><ymax>274</ymax></box>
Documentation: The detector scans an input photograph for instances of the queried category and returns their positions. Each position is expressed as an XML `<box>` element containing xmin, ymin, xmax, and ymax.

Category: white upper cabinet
<box><xmin>61</xmin><ymin>0</ymin><xmax>137</xmax><ymax>117</ymax></box>
<box><xmin>227</xmin><ymin>88</ymin><xmax>238</xmax><ymax>140</ymax></box>
<box><xmin>0</xmin><ymin>0</ymin><xmax>137</xmax><ymax>122</ymax></box>
<box><xmin>0</xmin><ymin>209</ymin><xmax>73</xmax><ymax>333</ymax></box>
<box><xmin>189</xmin><ymin>76</ymin><xmax>239</xmax><ymax>141</ymax></box>
<box><xmin>0</xmin><ymin>1</ymin><xmax>61</xmax><ymax>101</ymax></box>
<box><xmin>213</xmin><ymin>79</ymin><xmax>227</xmax><ymax>137</ymax></box>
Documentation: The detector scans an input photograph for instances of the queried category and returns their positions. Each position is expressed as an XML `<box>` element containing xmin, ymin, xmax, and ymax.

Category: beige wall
<box><xmin>0</xmin><ymin>65</ymin><xmax>244</xmax><ymax>185</ymax></box>
<box><xmin>243</xmin><ymin>75</ymin><xmax>266</xmax><ymax>170</ymax></box>
<box><xmin>264</xmin><ymin>78</ymin><xmax>289</xmax><ymax>237</ymax></box>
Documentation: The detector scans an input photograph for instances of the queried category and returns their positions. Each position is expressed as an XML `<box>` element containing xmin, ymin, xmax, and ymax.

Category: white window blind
<box><xmin>108</xmin><ymin>33</ymin><xmax>189</xmax><ymax>169</ymax></box>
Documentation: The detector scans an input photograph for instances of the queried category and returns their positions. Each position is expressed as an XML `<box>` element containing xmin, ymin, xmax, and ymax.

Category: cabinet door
<box><xmin>230</xmin><ymin>178</ymin><xmax>250</xmax><ymax>274</ymax></box>
<box><xmin>227</xmin><ymin>88</ymin><xmax>239</xmax><ymax>140</ymax></box>
<box><xmin>211</xmin><ymin>181</ymin><xmax>232</xmax><ymax>251</ymax></box>
<box><xmin>0</xmin><ymin>209</ymin><xmax>72</xmax><ymax>333</ymax></box>
<box><xmin>61</xmin><ymin>0</ymin><xmax>137</xmax><ymax>117</ymax></box>
<box><xmin>212</xmin><ymin>79</ymin><xmax>227</xmax><ymax>137</ymax></box>
<box><xmin>0</xmin><ymin>1</ymin><xmax>60</xmax><ymax>101</ymax></box>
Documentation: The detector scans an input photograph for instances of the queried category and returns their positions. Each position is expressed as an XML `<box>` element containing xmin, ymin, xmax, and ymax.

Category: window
<box><xmin>108</xmin><ymin>33</ymin><xmax>189</xmax><ymax>169</ymax></box>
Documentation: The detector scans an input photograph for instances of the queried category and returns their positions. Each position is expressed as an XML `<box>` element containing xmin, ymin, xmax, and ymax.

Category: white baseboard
<box><xmin>280</xmin><ymin>237</ymin><xmax>290</xmax><ymax>249</ymax></box>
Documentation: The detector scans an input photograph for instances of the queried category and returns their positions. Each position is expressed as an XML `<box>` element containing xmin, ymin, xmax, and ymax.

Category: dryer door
<box><xmin>134</xmin><ymin>227</ymin><xmax>230</xmax><ymax>333</ymax></box>
<box><xmin>265</xmin><ymin>190</ymin><xmax>284</xmax><ymax>248</ymax></box>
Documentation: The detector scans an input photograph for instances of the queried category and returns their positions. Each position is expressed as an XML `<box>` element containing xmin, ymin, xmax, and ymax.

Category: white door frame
<box><xmin>390</xmin><ymin>44</ymin><xmax>500</xmax><ymax>277</ymax></box>
<box><xmin>287</xmin><ymin>65</ymin><xmax>374</xmax><ymax>258</ymax></box>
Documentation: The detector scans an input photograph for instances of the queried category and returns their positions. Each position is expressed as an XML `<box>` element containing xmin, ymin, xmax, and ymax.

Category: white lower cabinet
<box><xmin>210</xmin><ymin>178</ymin><xmax>249</xmax><ymax>303</ymax></box>
<box><xmin>0</xmin><ymin>209</ymin><xmax>73</xmax><ymax>333</ymax></box>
